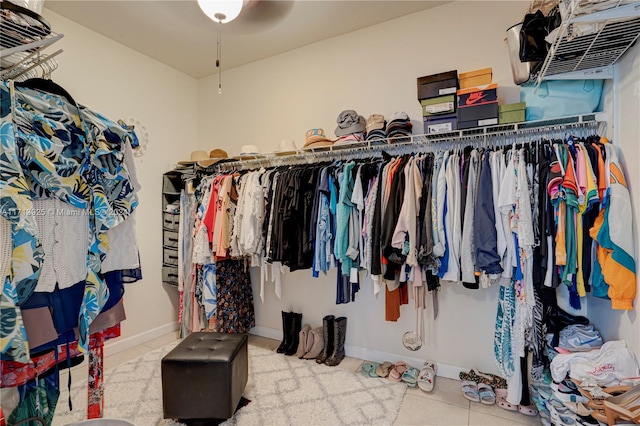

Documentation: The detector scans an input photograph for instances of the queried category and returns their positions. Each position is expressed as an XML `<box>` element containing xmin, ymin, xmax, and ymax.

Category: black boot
<box><xmin>325</xmin><ymin>317</ymin><xmax>347</xmax><ymax>367</ymax></box>
<box><xmin>276</xmin><ymin>311</ymin><xmax>292</xmax><ymax>354</ymax></box>
<box><xmin>556</xmin><ymin>307</ymin><xmax>589</xmax><ymax>326</ymax></box>
<box><xmin>284</xmin><ymin>312</ymin><xmax>303</xmax><ymax>356</ymax></box>
<box><xmin>315</xmin><ymin>315</ymin><xmax>335</xmax><ymax>364</ymax></box>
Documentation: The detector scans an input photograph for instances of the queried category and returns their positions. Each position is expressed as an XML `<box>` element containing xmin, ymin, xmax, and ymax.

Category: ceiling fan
<box><xmin>197</xmin><ymin>0</ymin><xmax>295</xmax><ymax>34</ymax></box>
<box><xmin>197</xmin><ymin>0</ymin><xmax>294</xmax><ymax>92</ymax></box>
<box><xmin>233</xmin><ymin>0</ymin><xmax>294</xmax><ymax>33</ymax></box>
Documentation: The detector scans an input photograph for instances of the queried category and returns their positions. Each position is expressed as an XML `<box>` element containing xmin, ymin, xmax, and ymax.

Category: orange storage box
<box><xmin>459</xmin><ymin>67</ymin><xmax>493</xmax><ymax>89</ymax></box>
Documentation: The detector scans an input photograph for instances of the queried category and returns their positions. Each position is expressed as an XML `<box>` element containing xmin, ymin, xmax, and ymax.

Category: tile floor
<box><xmin>64</xmin><ymin>332</ymin><xmax>541</xmax><ymax>426</ymax></box>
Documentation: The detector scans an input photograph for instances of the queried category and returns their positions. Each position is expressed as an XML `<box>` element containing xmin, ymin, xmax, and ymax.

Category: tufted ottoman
<box><xmin>161</xmin><ymin>332</ymin><xmax>248</xmax><ymax>420</ymax></box>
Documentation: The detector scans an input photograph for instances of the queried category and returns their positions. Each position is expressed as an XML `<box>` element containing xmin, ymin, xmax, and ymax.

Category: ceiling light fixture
<box><xmin>197</xmin><ymin>0</ymin><xmax>243</xmax><ymax>94</ymax></box>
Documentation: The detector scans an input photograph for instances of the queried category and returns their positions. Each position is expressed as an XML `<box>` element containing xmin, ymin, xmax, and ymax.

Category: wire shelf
<box><xmin>1</xmin><ymin>4</ymin><xmax>63</xmax><ymax>76</ymax></box>
<box><xmin>537</xmin><ymin>1</ymin><xmax>640</xmax><ymax>82</ymax></box>
<box><xmin>214</xmin><ymin>113</ymin><xmax>604</xmax><ymax>172</ymax></box>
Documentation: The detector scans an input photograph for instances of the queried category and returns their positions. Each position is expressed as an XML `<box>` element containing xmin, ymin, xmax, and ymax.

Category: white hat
<box><xmin>275</xmin><ymin>139</ymin><xmax>297</xmax><ymax>155</ymax></box>
<box><xmin>240</xmin><ymin>144</ymin><xmax>260</xmax><ymax>156</ymax></box>
<box><xmin>234</xmin><ymin>144</ymin><xmax>263</xmax><ymax>160</ymax></box>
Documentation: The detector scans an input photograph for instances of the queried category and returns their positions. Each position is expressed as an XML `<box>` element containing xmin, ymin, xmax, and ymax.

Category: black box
<box><xmin>417</xmin><ymin>70</ymin><xmax>458</xmax><ymax>100</ymax></box>
<box><xmin>423</xmin><ymin>113</ymin><xmax>458</xmax><ymax>134</ymax></box>
<box><xmin>162</xmin><ymin>332</ymin><xmax>248</xmax><ymax>420</ymax></box>
<box><xmin>458</xmin><ymin>103</ymin><xmax>499</xmax><ymax>129</ymax></box>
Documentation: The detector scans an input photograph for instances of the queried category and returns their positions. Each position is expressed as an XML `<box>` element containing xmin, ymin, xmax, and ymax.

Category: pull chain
<box><xmin>217</xmin><ymin>20</ymin><xmax>222</xmax><ymax>94</ymax></box>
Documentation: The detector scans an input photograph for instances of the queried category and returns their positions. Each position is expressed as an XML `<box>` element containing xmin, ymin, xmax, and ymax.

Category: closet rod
<box><xmin>214</xmin><ymin>113</ymin><xmax>603</xmax><ymax>173</ymax></box>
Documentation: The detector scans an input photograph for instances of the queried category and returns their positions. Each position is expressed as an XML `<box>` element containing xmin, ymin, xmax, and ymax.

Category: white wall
<box><xmin>197</xmin><ymin>1</ymin><xmax>531</xmax><ymax>375</ymax></box>
<box><xmin>587</xmin><ymin>41</ymin><xmax>640</xmax><ymax>355</ymax></box>
<box><xmin>198</xmin><ymin>0</ymin><xmax>640</xmax><ymax>375</ymax></box>
<box><xmin>42</xmin><ymin>10</ymin><xmax>199</xmax><ymax>347</ymax></box>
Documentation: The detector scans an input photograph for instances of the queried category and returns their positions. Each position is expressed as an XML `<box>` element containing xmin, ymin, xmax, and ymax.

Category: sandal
<box><xmin>476</xmin><ymin>370</ymin><xmax>507</xmax><ymax>389</ymax></box>
<box><xmin>402</xmin><ymin>367</ymin><xmax>420</xmax><ymax>387</ymax></box>
<box><xmin>359</xmin><ymin>361</ymin><xmax>380</xmax><ymax>378</ymax></box>
<box><xmin>388</xmin><ymin>361</ymin><xmax>408</xmax><ymax>382</ymax></box>
<box><xmin>518</xmin><ymin>404</ymin><xmax>538</xmax><ymax>416</ymax></box>
<box><xmin>461</xmin><ymin>380</ymin><xmax>480</xmax><ymax>403</ymax></box>
<box><xmin>573</xmin><ymin>380</ymin><xmax>636</xmax><ymax>411</ymax></box>
<box><xmin>496</xmin><ymin>389</ymin><xmax>518</xmax><ymax>412</ymax></box>
<box><xmin>459</xmin><ymin>369</ymin><xmax>485</xmax><ymax>384</ymax></box>
<box><xmin>477</xmin><ymin>383</ymin><xmax>496</xmax><ymax>405</ymax></box>
<box><xmin>376</xmin><ymin>361</ymin><xmax>393</xmax><ymax>378</ymax></box>
<box><xmin>417</xmin><ymin>361</ymin><xmax>437</xmax><ymax>392</ymax></box>
<box><xmin>603</xmin><ymin>387</ymin><xmax>640</xmax><ymax>425</ymax></box>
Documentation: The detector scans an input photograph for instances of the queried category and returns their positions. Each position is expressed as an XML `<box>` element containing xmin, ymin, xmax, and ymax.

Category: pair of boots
<box><xmin>295</xmin><ymin>324</ymin><xmax>324</xmax><ymax>359</ymax></box>
<box><xmin>277</xmin><ymin>311</ymin><xmax>302</xmax><ymax>356</ymax></box>
<box><xmin>315</xmin><ymin>315</ymin><xmax>347</xmax><ymax>367</ymax></box>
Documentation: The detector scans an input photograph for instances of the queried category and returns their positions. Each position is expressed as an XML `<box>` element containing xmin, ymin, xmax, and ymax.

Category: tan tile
<box><xmin>394</xmin><ymin>393</ymin><xmax>469</xmax><ymax>425</ymax></box>
<box><xmin>142</xmin><ymin>330</ymin><xmax>181</xmax><ymax>349</ymax></box>
<box><xmin>104</xmin><ymin>345</ymin><xmax>153</xmax><ymax>369</ymax></box>
<box><xmin>248</xmin><ymin>334</ymin><xmax>280</xmax><ymax>350</ymax></box>
<box><xmin>406</xmin><ymin>376</ymin><xmax>471</xmax><ymax>410</ymax></box>
<box><xmin>59</xmin><ymin>360</ymin><xmax>88</xmax><ymax>387</ymax></box>
<box><xmin>469</xmin><ymin>410</ymin><xmax>532</xmax><ymax>425</ymax></box>
<box><xmin>470</xmin><ymin>400</ymin><xmax>540</xmax><ymax>426</ymax></box>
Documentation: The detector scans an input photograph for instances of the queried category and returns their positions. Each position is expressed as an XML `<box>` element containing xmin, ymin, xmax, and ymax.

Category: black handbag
<box><xmin>519</xmin><ymin>7</ymin><xmax>562</xmax><ymax>62</ymax></box>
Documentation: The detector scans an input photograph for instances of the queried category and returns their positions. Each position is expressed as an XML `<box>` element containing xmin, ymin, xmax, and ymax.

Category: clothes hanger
<box><xmin>15</xmin><ymin>74</ymin><xmax>77</xmax><ymax>106</ymax></box>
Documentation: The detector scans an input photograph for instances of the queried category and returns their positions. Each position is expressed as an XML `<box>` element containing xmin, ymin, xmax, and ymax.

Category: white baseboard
<box><xmin>104</xmin><ymin>321</ymin><xmax>179</xmax><ymax>357</ymax></box>
<box><xmin>249</xmin><ymin>325</ymin><xmax>464</xmax><ymax>381</ymax></box>
<box><xmin>250</xmin><ymin>325</ymin><xmax>283</xmax><ymax>341</ymax></box>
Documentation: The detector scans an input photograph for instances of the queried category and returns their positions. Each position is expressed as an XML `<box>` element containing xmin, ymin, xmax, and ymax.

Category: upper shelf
<box><xmin>536</xmin><ymin>1</ymin><xmax>640</xmax><ymax>82</ymax></box>
<box><xmin>214</xmin><ymin>113</ymin><xmax>606</xmax><ymax>173</ymax></box>
<box><xmin>1</xmin><ymin>2</ymin><xmax>63</xmax><ymax>78</ymax></box>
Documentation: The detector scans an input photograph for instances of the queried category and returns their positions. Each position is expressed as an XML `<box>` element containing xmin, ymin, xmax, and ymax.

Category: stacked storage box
<box><xmin>417</xmin><ymin>70</ymin><xmax>458</xmax><ymax>134</ymax></box>
<box><xmin>499</xmin><ymin>101</ymin><xmax>526</xmax><ymax>124</ymax></box>
<box><xmin>457</xmin><ymin>68</ymin><xmax>499</xmax><ymax>129</ymax></box>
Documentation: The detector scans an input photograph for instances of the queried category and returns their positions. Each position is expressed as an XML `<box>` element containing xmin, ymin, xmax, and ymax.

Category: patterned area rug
<box><xmin>52</xmin><ymin>341</ymin><xmax>407</xmax><ymax>425</ymax></box>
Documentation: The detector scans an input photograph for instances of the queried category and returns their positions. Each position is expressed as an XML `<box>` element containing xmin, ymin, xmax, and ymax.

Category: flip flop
<box><xmin>417</xmin><ymin>361</ymin><xmax>437</xmax><ymax>392</ymax></box>
<box><xmin>461</xmin><ymin>380</ymin><xmax>480</xmax><ymax>403</ymax></box>
<box><xmin>376</xmin><ymin>361</ymin><xmax>393</xmax><ymax>378</ymax></box>
<box><xmin>477</xmin><ymin>383</ymin><xmax>496</xmax><ymax>405</ymax></box>
<box><xmin>402</xmin><ymin>367</ymin><xmax>420</xmax><ymax>387</ymax></box>
<box><xmin>388</xmin><ymin>361</ymin><xmax>408</xmax><ymax>382</ymax></box>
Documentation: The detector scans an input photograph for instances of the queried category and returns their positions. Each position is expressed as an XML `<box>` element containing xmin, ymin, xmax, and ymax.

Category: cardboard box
<box><xmin>459</xmin><ymin>67</ymin><xmax>493</xmax><ymax>89</ymax></box>
<box><xmin>423</xmin><ymin>113</ymin><xmax>458</xmax><ymax>134</ymax></box>
<box><xmin>417</xmin><ymin>70</ymin><xmax>458</xmax><ymax>100</ymax></box>
<box><xmin>457</xmin><ymin>84</ymin><xmax>498</xmax><ymax>108</ymax></box>
<box><xmin>458</xmin><ymin>103</ymin><xmax>499</xmax><ymax>129</ymax></box>
<box><xmin>499</xmin><ymin>102</ymin><xmax>526</xmax><ymax>124</ymax></box>
<box><xmin>421</xmin><ymin>95</ymin><xmax>456</xmax><ymax>116</ymax></box>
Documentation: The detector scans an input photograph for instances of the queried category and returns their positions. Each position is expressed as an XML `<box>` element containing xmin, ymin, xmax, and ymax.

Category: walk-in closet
<box><xmin>1</xmin><ymin>0</ymin><xmax>639</xmax><ymax>425</ymax></box>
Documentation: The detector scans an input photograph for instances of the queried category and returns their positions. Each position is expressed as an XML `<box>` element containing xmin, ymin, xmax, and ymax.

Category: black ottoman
<box><xmin>161</xmin><ymin>332</ymin><xmax>248</xmax><ymax>420</ymax></box>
